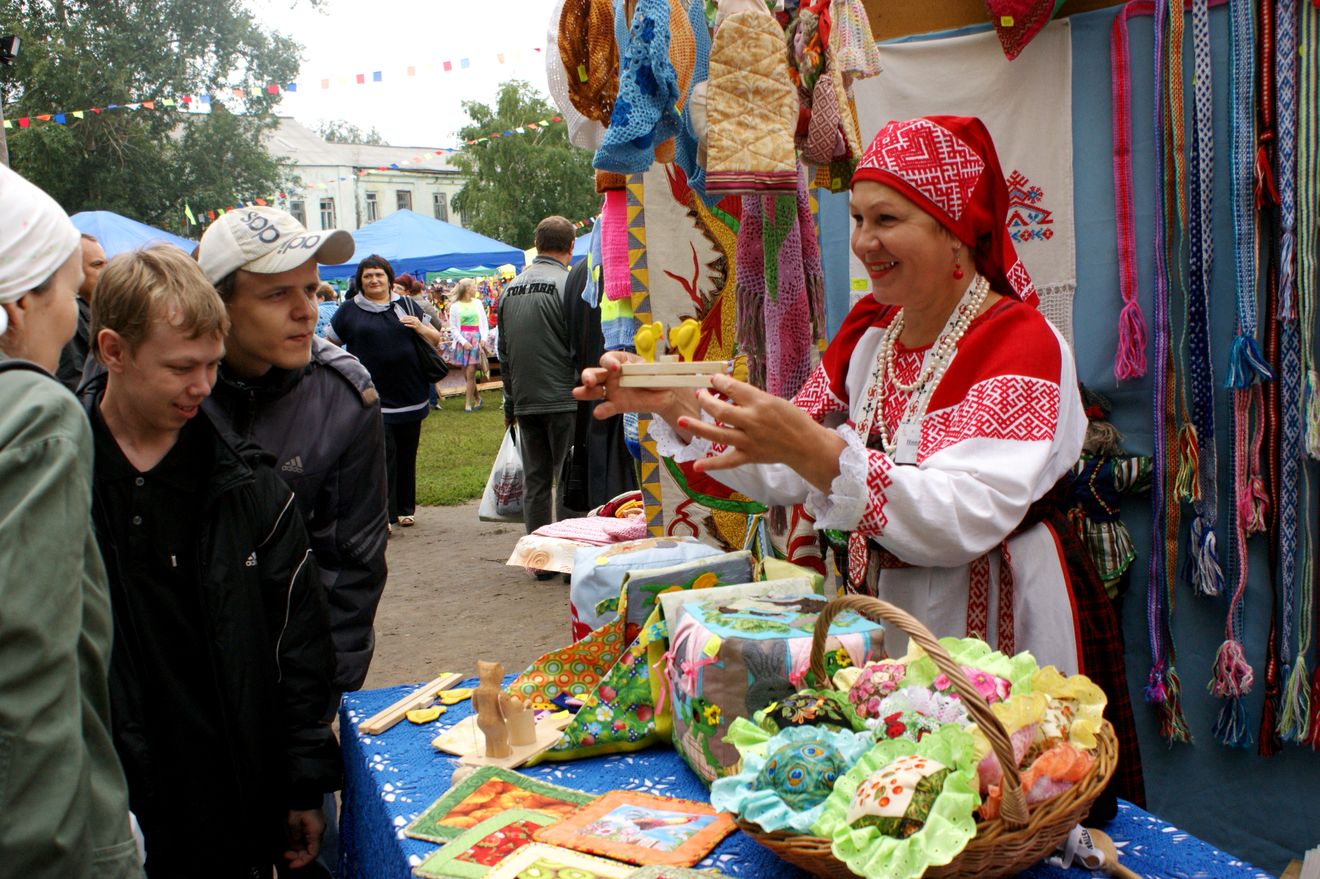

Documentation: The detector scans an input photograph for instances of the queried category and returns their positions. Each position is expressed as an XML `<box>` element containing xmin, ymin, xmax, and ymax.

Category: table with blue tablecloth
<box><xmin>339</xmin><ymin>683</ymin><xmax>1273</xmax><ymax>879</ymax></box>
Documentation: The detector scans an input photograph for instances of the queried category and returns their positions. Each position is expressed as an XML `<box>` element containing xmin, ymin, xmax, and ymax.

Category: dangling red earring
<box><xmin>952</xmin><ymin>261</ymin><xmax>965</xmax><ymax>280</ymax></box>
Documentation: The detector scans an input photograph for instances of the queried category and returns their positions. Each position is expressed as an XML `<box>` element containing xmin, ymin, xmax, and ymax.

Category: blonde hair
<box><xmin>453</xmin><ymin>278</ymin><xmax>477</xmax><ymax>302</ymax></box>
<box><xmin>92</xmin><ymin>245</ymin><xmax>230</xmax><ymax>359</ymax></box>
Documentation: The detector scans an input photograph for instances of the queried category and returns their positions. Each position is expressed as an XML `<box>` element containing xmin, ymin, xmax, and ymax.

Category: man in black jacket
<box><xmin>195</xmin><ymin>207</ymin><xmax>388</xmax><ymax>694</ymax></box>
<box><xmin>55</xmin><ymin>232</ymin><xmax>107</xmax><ymax>390</ymax></box>
<box><xmin>85</xmin><ymin>246</ymin><xmax>340</xmax><ymax>877</ymax></box>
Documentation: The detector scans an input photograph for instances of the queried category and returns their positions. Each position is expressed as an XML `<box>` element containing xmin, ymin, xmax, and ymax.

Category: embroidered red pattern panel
<box><xmin>918</xmin><ymin>375</ymin><xmax>1060</xmax><ymax>461</ymax></box>
<box><xmin>792</xmin><ymin>363</ymin><xmax>849</xmax><ymax>421</ymax></box>
<box><xmin>858</xmin><ymin>118</ymin><xmax>985</xmax><ymax>221</ymax></box>
<box><xmin>967</xmin><ymin>555</ymin><xmax>991</xmax><ymax>640</ymax></box>
<box><xmin>854</xmin><ymin>449</ymin><xmax>894</xmax><ymax>539</ymax></box>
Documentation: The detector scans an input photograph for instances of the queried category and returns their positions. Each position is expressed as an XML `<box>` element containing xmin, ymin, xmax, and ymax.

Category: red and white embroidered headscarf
<box><xmin>851</xmin><ymin>115</ymin><xmax>1037</xmax><ymax>306</ymax></box>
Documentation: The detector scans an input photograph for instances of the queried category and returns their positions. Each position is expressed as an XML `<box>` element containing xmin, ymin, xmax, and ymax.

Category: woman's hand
<box><xmin>574</xmin><ymin>351</ymin><xmax>700</xmax><ymax>428</ymax></box>
<box><xmin>679</xmin><ymin>374</ymin><xmax>846</xmax><ymax>492</ymax></box>
<box><xmin>401</xmin><ymin>314</ymin><xmax>442</xmax><ymax>346</ymax></box>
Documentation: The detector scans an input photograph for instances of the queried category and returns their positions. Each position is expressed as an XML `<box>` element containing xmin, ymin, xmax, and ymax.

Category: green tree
<box><xmin>450</xmin><ymin>80</ymin><xmax>599</xmax><ymax>249</ymax></box>
<box><xmin>0</xmin><ymin>0</ymin><xmax>304</xmax><ymax>230</ymax></box>
<box><xmin>317</xmin><ymin>119</ymin><xmax>386</xmax><ymax>145</ymax></box>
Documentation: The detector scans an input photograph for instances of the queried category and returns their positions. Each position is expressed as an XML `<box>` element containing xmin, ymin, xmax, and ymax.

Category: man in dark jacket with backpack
<box><xmin>85</xmin><ymin>246</ymin><xmax>340</xmax><ymax>877</ymax></box>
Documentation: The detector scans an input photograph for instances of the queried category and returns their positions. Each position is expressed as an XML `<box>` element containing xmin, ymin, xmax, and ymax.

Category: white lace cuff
<box><xmin>649</xmin><ymin>414</ymin><xmax>716</xmax><ymax>463</ymax></box>
<box><xmin>803</xmin><ymin>425</ymin><xmax>870</xmax><ymax>531</ymax></box>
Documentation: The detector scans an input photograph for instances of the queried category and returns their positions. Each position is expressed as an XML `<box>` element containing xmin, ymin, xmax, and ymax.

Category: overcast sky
<box><xmin>254</xmin><ymin>0</ymin><xmax>553</xmax><ymax>148</ymax></box>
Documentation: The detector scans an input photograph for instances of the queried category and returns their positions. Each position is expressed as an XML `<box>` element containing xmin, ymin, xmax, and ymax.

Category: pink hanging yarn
<box><xmin>601</xmin><ymin>188</ymin><xmax>632</xmax><ymax>302</ymax></box>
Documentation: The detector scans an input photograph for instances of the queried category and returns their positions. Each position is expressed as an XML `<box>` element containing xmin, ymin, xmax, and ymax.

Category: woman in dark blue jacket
<box><xmin>328</xmin><ymin>255</ymin><xmax>442</xmax><ymax>527</ymax></box>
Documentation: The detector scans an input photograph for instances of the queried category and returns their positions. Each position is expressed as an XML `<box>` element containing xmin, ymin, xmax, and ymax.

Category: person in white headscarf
<box><xmin>0</xmin><ymin>163</ymin><xmax>145</xmax><ymax>879</ymax></box>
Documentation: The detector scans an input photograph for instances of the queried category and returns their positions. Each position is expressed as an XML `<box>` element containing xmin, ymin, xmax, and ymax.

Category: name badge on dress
<box><xmin>894</xmin><ymin>422</ymin><xmax>921</xmax><ymax>465</ymax></box>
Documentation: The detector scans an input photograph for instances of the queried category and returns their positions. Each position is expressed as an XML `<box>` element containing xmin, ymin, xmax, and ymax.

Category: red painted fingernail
<box><xmin>677</xmin><ymin>417</ymin><xmax>688</xmax><ymax>429</ymax></box>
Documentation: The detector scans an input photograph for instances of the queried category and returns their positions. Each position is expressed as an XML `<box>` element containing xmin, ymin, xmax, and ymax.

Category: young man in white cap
<box><xmin>195</xmin><ymin>207</ymin><xmax>388</xmax><ymax>694</ymax></box>
<box><xmin>195</xmin><ymin>206</ymin><xmax>386</xmax><ymax>871</ymax></box>
<box><xmin>0</xmin><ymin>164</ymin><xmax>144</xmax><ymax>879</ymax></box>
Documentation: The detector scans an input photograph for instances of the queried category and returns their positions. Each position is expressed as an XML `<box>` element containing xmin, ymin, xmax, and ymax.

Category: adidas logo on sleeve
<box><xmin>281</xmin><ymin>456</ymin><xmax>304</xmax><ymax>475</ymax></box>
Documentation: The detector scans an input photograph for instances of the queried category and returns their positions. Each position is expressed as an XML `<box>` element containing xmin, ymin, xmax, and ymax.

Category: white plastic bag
<box><xmin>478</xmin><ymin>427</ymin><xmax>524</xmax><ymax>522</ymax></box>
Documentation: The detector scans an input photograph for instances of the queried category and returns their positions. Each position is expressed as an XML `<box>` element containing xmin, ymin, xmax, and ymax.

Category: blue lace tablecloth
<box><xmin>340</xmin><ymin>683</ymin><xmax>1272</xmax><ymax>879</ymax></box>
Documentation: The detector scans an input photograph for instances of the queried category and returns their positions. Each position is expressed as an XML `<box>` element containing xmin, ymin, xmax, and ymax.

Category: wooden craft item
<box><xmin>504</xmin><ymin>694</ymin><xmax>538</xmax><ymax>746</ymax></box>
<box><xmin>483</xmin><ymin>843</ymin><xmax>634</xmax><ymax>879</ymax></box>
<box><xmin>356</xmin><ymin>672</ymin><xmax>465</xmax><ymax>735</ymax></box>
<box><xmin>433</xmin><ymin>712</ymin><xmax>573</xmax><ymax>769</ymax></box>
<box><xmin>473</xmin><ymin>661</ymin><xmax>512</xmax><ymax>759</ymax></box>
<box><xmin>617</xmin><ymin>359</ymin><xmax>732</xmax><ymax>389</ymax></box>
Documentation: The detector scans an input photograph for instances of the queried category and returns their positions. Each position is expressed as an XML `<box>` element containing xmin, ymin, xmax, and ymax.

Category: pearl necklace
<box><xmin>859</xmin><ymin>275</ymin><xmax>991</xmax><ymax>457</ymax></box>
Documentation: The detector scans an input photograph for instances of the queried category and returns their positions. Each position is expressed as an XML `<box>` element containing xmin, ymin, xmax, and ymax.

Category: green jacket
<box><xmin>0</xmin><ymin>359</ymin><xmax>143</xmax><ymax>879</ymax></box>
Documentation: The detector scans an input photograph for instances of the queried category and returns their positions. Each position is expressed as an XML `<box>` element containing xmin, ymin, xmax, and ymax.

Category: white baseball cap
<box><xmin>197</xmin><ymin>206</ymin><xmax>355</xmax><ymax>283</ymax></box>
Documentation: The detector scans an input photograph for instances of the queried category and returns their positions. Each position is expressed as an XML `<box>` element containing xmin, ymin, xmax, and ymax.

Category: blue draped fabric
<box><xmin>339</xmin><ymin>683</ymin><xmax>1273</xmax><ymax>879</ymax></box>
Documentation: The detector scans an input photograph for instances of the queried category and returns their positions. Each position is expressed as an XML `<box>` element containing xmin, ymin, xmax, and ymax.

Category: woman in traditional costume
<box><xmin>576</xmin><ymin>115</ymin><xmax>1143</xmax><ymax>807</ymax></box>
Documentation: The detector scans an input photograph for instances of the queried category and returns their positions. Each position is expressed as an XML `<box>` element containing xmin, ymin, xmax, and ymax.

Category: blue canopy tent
<box><xmin>571</xmin><ymin>232</ymin><xmax>590</xmax><ymax>265</ymax></box>
<box><xmin>319</xmin><ymin>209</ymin><xmax>524</xmax><ymax>280</ymax></box>
<box><xmin>70</xmin><ymin>211</ymin><xmax>194</xmax><ymax>258</ymax></box>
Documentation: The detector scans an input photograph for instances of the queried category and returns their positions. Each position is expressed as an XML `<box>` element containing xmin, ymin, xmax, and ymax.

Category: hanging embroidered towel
<box><xmin>851</xmin><ymin>21</ymin><xmax>1077</xmax><ymax>345</ymax></box>
<box><xmin>638</xmin><ymin>161</ymin><xmax>728</xmax><ymax>321</ymax></box>
<box><xmin>705</xmin><ymin>8</ymin><xmax>800</xmax><ymax>194</ymax></box>
<box><xmin>985</xmin><ymin>0</ymin><xmax>1067</xmax><ymax>61</ymax></box>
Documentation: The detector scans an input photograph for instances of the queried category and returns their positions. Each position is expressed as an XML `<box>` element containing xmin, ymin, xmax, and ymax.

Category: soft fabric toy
<box><xmin>755</xmin><ymin>688</ymin><xmax>866</xmax><ymax>734</ymax></box>
<box><xmin>1067</xmin><ymin>385</ymin><xmax>1152</xmax><ymax>599</ymax></box>
<box><xmin>755</xmin><ymin>736</ymin><xmax>848</xmax><ymax>810</ymax></box>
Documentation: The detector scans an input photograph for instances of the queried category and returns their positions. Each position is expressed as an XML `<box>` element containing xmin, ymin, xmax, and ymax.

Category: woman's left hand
<box><xmin>399</xmin><ymin>315</ymin><xmax>423</xmax><ymax>332</ymax></box>
<box><xmin>679</xmin><ymin>374</ymin><xmax>846</xmax><ymax>492</ymax></box>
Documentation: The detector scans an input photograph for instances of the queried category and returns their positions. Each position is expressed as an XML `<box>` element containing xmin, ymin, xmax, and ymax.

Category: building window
<box><xmin>459</xmin><ymin>208</ymin><xmax>470</xmax><ymax>227</ymax></box>
<box><xmin>289</xmin><ymin>199</ymin><xmax>306</xmax><ymax>226</ymax></box>
<box><xmin>433</xmin><ymin>192</ymin><xmax>449</xmax><ymax>222</ymax></box>
<box><xmin>365</xmin><ymin>192</ymin><xmax>379</xmax><ymax>223</ymax></box>
<box><xmin>397</xmin><ymin>190</ymin><xmax>413</xmax><ymax>212</ymax></box>
<box><xmin>319</xmin><ymin>198</ymin><xmax>336</xmax><ymax>229</ymax></box>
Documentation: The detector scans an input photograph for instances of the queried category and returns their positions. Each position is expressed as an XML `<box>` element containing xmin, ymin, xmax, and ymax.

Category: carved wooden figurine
<box><xmin>472</xmin><ymin>661</ymin><xmax>512</xmax><ymax>759</ymax></box>
<box><xmin>502</xmin><ymin>694</ymin><xmax>538</xmax><ymax>747</ymax></box>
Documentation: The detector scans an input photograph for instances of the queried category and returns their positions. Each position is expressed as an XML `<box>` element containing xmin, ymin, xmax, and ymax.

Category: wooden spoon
<box><xmin>1085</xmin><ymin>827</ymin><xmax>1141</xmax><ymax>879</ymax></box>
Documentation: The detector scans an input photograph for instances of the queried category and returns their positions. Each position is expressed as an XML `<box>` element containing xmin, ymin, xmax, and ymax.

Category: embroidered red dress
<box><xmin>656</xmin><ymin>291</ymin><xmax>1087</xmax><ymax>672</ymax></box>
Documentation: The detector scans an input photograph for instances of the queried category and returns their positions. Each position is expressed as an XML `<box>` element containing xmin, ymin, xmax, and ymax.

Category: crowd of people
<box><xmin>0</xmin><ymin>153</ymin><xmax>607</xmax><ymax>877</ymax></box>
<box><xmin>2</xmin><ymin>114</ymin><xmax>1145</xmax><ymax>876</ymax></box>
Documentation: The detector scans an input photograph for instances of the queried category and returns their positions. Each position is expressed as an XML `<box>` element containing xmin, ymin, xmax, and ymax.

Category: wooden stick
<box><xmin>619</xmin><ymin>360</ymin><xmax>731</xmax><ymax>375</ymax></box>
<box><xmin>618</xmin><ymin>375</ymin><xmax>717</xmax><ymax>388</ymax></box>
<box><xmin>357</xmin><ymin>672</ymin><xmax>466</xmax><ymax>735</ymax></box>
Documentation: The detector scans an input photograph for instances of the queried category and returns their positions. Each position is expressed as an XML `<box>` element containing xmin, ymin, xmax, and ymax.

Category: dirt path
<box><xmin>361</xmin><ymin>501</ymin><xmax>569</xmax><ymax>689</ymax></box>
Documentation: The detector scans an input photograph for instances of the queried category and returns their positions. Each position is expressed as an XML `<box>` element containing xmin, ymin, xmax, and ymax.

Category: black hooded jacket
<box><xmin>82</xmin><ymin>380</ymin><xmax>341</xmax><ymax>871</ymax></box>
<box><xmin>202</xmin><ymin>336</ymin><xmax>388</xmax><ymax>693</ymax></box>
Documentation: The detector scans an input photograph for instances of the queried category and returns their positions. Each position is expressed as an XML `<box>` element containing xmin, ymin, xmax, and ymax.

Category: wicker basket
<box><xmin>735</xmin><ymin>594</ymin><xmax>1118</xmax><ymax>879</ymax></box>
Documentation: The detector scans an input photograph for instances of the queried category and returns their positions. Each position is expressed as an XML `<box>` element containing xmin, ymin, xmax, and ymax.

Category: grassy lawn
<box><xmin>415</xmin><ymin>388</ymin><xmax>507</xmax><ymax>506</ymax></box>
